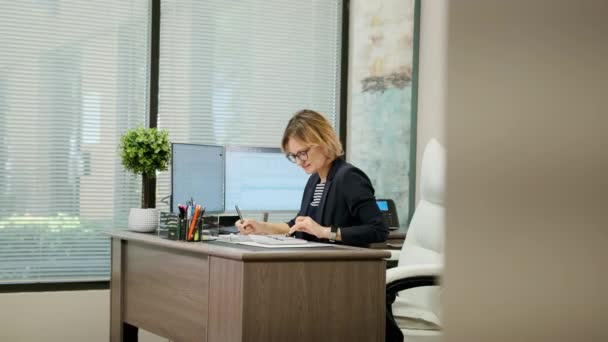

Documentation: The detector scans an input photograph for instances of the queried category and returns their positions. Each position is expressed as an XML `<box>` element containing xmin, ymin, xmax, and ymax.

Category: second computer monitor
<box><xmin>171</xmin><ymin>143</ymin><xmax>225</xmax><ymax>213</ymax></box>
<box><xmin>225</xmin><ymin>146</ymin><xmax>309</xmax><ymax>211</ymax></box>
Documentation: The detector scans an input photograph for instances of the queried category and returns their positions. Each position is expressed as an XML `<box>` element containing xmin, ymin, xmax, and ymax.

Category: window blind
<box><xmin>157</xmin><ymin>0</ymin><xmax>343</xmax><ymax>221</ymax></box>
<box><xmin>0</xmin><ymin>1</ymin><xmax>150</xmax><ymax>283</ymax></box>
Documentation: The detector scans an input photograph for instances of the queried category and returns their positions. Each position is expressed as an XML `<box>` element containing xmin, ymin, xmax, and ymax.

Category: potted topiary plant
<box><xmin>119</xmin><ymin>126</ymin><xmax>171</xmax><ymax>232</ymax></box>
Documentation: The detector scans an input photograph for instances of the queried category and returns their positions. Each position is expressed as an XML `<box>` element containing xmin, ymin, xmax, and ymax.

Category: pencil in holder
<box><xmin>192</xmin><ymin>216</ymin><xmax>201</xmax><ymax>242</ymax></box>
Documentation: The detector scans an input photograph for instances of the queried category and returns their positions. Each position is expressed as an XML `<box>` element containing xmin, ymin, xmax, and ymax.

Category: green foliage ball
<box><xmin>119</xmin><ymin>126</ymin><xmax>171</xmax><ymax>177</ymax></box>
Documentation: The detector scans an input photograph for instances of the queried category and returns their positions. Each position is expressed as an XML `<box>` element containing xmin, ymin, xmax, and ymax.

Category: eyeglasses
<box><xmin>286</xmin><ymin>148</ymin><xmax>310</xmax><ymax>163</ymax></box>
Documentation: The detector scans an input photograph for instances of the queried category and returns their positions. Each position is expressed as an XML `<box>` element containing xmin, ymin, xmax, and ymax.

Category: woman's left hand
<box><xmin>289</xmin><ymin>216</ymin><xmax>329</xmax><ymax>239</ymax></box>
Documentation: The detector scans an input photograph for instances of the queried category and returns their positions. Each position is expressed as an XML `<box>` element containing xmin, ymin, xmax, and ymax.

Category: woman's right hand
<box><xmin>236</xmin><ymin>218</ymin><xmax>266</xmax><ymax>235</ymax></box>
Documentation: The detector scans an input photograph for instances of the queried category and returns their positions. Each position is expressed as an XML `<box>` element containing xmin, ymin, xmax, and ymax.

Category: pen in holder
<box><xmin>193</xmin><ymin>215</ymin><xmax>203</xmax><ymax>242</ymax></box>
<box><xmin>178</xmin><ymin>218</ymin><xmax>188</xmax><ymax>241</ymax></box>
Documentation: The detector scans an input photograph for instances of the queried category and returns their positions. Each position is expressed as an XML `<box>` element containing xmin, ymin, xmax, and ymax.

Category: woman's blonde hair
<box><xmin>281</xmin><ymin>109</ymin><xmax>344</xmax><ymax>159</ymax></box>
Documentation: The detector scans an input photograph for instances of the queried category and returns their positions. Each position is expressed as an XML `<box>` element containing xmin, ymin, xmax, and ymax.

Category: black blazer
<box><xmin>287</xmin><ymin>157</ymin><xmax>389</xmax><ymax>246</ymax></box>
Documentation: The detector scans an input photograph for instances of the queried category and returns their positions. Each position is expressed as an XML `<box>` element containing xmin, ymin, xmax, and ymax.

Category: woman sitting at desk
<box><xmin>236</xmin><ymin>109</ymin><xmax>388</xmax><ymax>246</ymax></box>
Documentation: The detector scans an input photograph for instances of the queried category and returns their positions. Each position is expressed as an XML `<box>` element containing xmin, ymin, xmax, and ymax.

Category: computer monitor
<box><xmin>171</xmin><ymin>143</ymin><xmax>225</xmax><ymax>213</ymax></box>
<box><xmin>224</xmin><ymin>146</ymin><xmax>309</xmax><ymax>211</ymax></box>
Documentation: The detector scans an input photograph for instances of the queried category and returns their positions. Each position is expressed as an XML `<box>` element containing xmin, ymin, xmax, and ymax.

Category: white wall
<box><xmin>0</xmin><ymin>290</ymin><xmax>166</xmax><ymax>342</ymax></box>
<box><xmin>444</xmin><ymin>0</ymin><xmax>608</xmax><ymax>341</ymax></box>
<box><xmin>415</xmin><ymin>0</ymin><xmax>448</xmax><ymax>203</ymax></box>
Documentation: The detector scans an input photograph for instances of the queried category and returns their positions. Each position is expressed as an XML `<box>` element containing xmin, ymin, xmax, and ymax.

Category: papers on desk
<box><xmin>217</xmin><ymin>234</ymin><xmax>331</xmax><ymax>248</ymax></box>
<box><xmin>237</xmin><ymin>241</ymin><xmax>330</xmax><ymax>248</ymax></box>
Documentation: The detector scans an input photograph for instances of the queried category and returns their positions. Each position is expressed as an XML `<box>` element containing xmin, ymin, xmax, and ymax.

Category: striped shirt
<box><xmin>310</xmin><ymin>182</ymin><xmax>325</xmax><ymax>207</ymax></box>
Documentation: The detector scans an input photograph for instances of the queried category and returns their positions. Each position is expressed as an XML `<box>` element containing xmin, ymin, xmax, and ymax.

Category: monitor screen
<box><xmin>376</xmin><ymin>200</ymin><xmax>389</xmax><ymax>211</ymax></box>
<box><xmin>225</xmin><ymin>146</ymin><xmax>309</xmax><ymax>211</ymax></box>
<box><xmin>171</xmin><ymin>143</ymin><xmax>225</xmax><ymax>213</ymax></box>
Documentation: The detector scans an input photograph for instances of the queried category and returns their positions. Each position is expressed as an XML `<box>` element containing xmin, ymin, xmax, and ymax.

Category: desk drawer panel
<box><xmin>123</xmin><ymin>241</ymin><xmax>209</xmax><ymax>342</ymax></box>
<box><xmin>207</xmin><ymin>257</ymin><xmax>244</xmax><ymax>342</ymax></box>
<box><xmin>241</xmin><ymin>260</ymin><xmax>386</xmax><ymax>342</ymax></box>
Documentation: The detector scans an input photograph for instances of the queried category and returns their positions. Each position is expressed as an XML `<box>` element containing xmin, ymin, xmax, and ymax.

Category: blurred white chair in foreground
<box><xmin>386</xmin><ymin>138</ymin><xmax>445</xmax><ymax>342</ymax></box>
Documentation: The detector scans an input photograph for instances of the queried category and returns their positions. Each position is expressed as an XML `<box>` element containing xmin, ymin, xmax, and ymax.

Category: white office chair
<box><xmin>387</xmin><ymin>138</ymin><xmax>445</xmax><ymax>342</ymax></box>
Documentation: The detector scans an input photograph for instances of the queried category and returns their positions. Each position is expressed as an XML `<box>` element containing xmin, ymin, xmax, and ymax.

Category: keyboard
<box><xmin>249</xmin><ymin>234</ymin><xmax>308</xmax><ymax>245</ymax></box>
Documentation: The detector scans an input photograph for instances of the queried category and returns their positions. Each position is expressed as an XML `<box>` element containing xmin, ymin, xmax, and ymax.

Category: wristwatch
<box><xmin>328</xmin><ymin>225</ymin><xmax>338</xmax><ymax>242</ymax></box>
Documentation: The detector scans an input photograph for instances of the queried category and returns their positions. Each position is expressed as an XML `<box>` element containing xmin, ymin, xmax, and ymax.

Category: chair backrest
<box><xmin>394</xmin><ymin>139</ymin><xmax>446</xmax><ymax>329</ymax></box>
<box><xmin>398</xmin><ymin>138</ymin><xmax>446</xmax><ymax>267</ymax></box>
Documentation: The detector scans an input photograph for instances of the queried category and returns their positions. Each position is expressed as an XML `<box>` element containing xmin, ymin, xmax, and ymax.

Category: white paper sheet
<box><xmin>235</xmin><ymin>241</ymin><xmax>333</xmax><ymax>248</ymax></box>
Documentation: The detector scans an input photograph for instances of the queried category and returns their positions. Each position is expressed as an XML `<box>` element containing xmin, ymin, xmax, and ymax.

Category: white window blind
<box><xmin>0</xmin><ymin>1</ymin><xmax>150</xmax><ymax>283</ymax></box>
<box><xmin>157</xmin><ymin>0</ymin><xmax>343</xmax><ymax>220</ymax></box>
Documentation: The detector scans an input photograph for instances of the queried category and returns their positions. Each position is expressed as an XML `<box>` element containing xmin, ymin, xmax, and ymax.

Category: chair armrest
<box><xmin>386</xmin><ymin>264</ymin><xmax>442</xmax><ymax>296</ymax></box>
<box><xmin>382</xmin><ymin>249</ymin><xmax>401</xmax><ymax>261</ymax></box>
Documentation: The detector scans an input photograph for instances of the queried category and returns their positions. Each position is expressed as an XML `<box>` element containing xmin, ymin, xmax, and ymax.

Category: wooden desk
<box><xmin>107</xmin><ymin>231</ymin><xmax>390</xmax><ymax>342</ymax></box>
<box><xmin>387</xmin><ymin>227</ymin><xmax>407</xmax><ymax>246</ymax></box>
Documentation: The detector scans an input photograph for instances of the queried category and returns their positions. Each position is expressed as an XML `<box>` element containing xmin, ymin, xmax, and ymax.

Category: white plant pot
<box><xmin>128</xmin><ymin>208</ymin><xmax>160</xmax><ymax>232</ymax></box>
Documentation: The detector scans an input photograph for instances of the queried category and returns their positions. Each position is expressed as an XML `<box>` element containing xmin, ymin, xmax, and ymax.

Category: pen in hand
<box><xmin>234</xmin><ymin>204</ymin><xmax>250</xmax><ymax>233</ymax></box>
<box><xmin>285</xmin><ymin>227</ymin><xmax>295</xmax><ymax>238</ymax></box>
<box><xmin>235</xmin><ymin>204</ymin><xmax>243</xmax><ymax>224</ymax></box>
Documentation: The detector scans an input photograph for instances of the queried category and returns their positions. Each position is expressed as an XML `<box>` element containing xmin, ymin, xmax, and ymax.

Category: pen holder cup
<box><xmin>179</xmin><ymin>218</ymin><xmax>203</xmax><ymax>242</ymax></box>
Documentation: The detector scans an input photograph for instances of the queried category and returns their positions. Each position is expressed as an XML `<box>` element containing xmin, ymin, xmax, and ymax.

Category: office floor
<box><xmin>0</xmin><ymin>290</ymin><xmax>167</xmax><ymax>342</ymax></box>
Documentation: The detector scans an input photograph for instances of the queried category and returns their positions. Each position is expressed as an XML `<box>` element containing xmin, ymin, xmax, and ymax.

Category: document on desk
<box><xmin>217</xmin><ymin>234</ymin><xmax>333</xmax><ymax>248</ymax></box>
<box><xmin>237</xmin><ymin>241</ymin><xmax>331</xmax><ymax>248</ymax></box>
